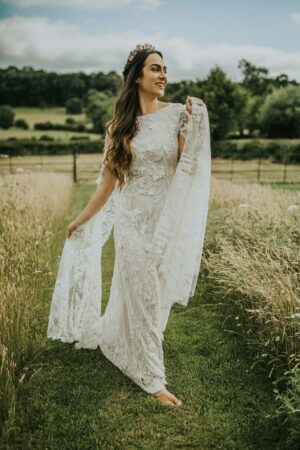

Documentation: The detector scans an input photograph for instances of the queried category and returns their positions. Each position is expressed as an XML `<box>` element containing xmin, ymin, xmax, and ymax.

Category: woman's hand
<box><xmin>185</xmin><ymin>95</ymin><xmax>192</xmax><ymax>115</ymax></box>
<box><xmin>66</xmin><ymin>220</ymin><xmax>79</xmax><ymax>238</ymax></box>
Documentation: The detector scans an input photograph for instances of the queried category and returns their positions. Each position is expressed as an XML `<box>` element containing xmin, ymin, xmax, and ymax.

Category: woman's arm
<box><xmin>178</xmin><ymin>95</ymin><xmax>193</xmax><ymax>161</ymax></box>
<box><xmin>67</xmin><ymin>128</ymin><xmax>118</xmax><ymax>238</ymax></box>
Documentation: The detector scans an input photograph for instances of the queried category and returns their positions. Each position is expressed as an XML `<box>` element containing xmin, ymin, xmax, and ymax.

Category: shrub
<box><xmin>34</xmin><ymin>121</ymin><xmax>86</xmax><ymax>132</ymax></box>
<box><xmin>65</xmin><ymin>117</ymin><xmax>76</xmax><ymax>124</ymax></box>
<box><xmin>39</xmin><ymin>135</ymin><xmax>55</xmax><ymax>141</ymax></box>
<box><xmin>257</xmin><ymin>85</ymin><xmax>300</xmax><ymax>138</ymax></box>
<box><xmin>213</xmin><ymin>139</ymin><xmax>300</xmax><ymax>163</ymax></box>
<box><xmin>14</xmin><ymin>119</ymin><xmax>29</xmax><ymax>129</ymax></box>
<box><xmin>0</xmin><ymin>105</ymin><xmax>15</xmax><ymax>130</ymax></box>
<box><xmin>0</xmin><ymin>138</ymin><xmax>103</xmax><ymax>155</ymax></box>
<box><xmin>65</xmin><ymin>97</ymin><xmax>82</xmax><ymax>114</ymax></box>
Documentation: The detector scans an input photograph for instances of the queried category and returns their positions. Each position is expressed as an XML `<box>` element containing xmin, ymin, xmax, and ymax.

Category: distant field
<box><xmin>13</xmin><ymin>107</ymin><xmax>87</xmax><ymax>127</ymax></box>
<box><xmin>0</xmin><ymin>107</ymin><xmax>100</xmax><ymax>141</ymax></box>
<box><xmin>0</xmin><ymin>154</ymin><xmax>299</xmax><ymax>185</ymax></box>
<box><xmin>213</xmin><ymin>157</ymin><xmax>300</xmax><ymax>183</ymax></box>
<box><xmin>0</xmin><ymin>107</ymin><xmax>299</xmax><ymax>185</ymax></box>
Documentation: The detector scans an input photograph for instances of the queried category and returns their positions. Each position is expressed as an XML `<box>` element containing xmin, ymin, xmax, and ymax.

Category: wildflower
<box><xmin>262</xmin><ymin>354</ymin><xmax>267</xmax><ymax>357</ymax></box>
<box><xmin>287</xmin><ymin>204</ymin><xmax>299</xmax><ymax>215</ymax></box>
<box><xmin>19</xmin><ymin>373</ymin><xmax>26</xmax><ymax>384</ymax></box>
<box><xmin>275</xmin><ymin>336</ymin><xmax>280</xmax><ymax>341</ymax></box>
<box><xmin>235</xmin><ymin>316</ymin><xmax>239</xmax><ymax>320</ymax></box>
<box><xmin>289</xmin><ymin>313</ymin><xmax>300</xmax><ymax>319</ymax></box>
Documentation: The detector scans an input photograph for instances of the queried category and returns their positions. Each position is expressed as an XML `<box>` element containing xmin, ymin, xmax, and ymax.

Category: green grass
<box><xmin>13</xmin><ymin>107</ymin><xmax>87</xmax><ymax>127</ymax></box>
<box><xmin>2</xmin><ymin>181</ymin><xmax>290</xmax><ymax>450</ymax></box>
<box><xmin>0</xmin><ymin>107</ymin><xmax>100</xmax><ymax>141</ymax></box>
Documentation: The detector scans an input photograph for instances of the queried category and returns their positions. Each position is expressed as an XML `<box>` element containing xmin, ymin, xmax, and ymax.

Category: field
<box><xmin>1</xmin><ymin>107</ymin><xmax>299</xmax><ymax>185</ymax></box>
<box><xmin>1</xmin><ymin>154</ymin><xmax>300</xmax><ymax>186</ymax></box>
<box><xmin>0</xmin><ymin>173</ymin><xmax>299</xmax><ymax>449</ymax></box>
<box><xmin>0</xmin><ymin>107</ymin><xmax>100</xmax><ymax>141</ymax></box>
<box><xmin>13</xmin><ymin>107</ymin><xmax>87</xmax><ymax>127</ymax></box>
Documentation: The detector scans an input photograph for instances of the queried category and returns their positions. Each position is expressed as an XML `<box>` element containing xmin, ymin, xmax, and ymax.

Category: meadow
<box><xmin>0</xmin><ymin>107</ymin><xmax>99</xmax><ymax>141</ymax></box>
<box><xmin>1</xmin><ymin>106</ymin><xmax>299</xmax><ymax>184</ymax></box>
<box><xmin>0</xmin><ymin>172</ymin><xmax>74</xmax><ymax>441</ymax></box>
<box><xmin>0</xmin><ymin>172</ymin><xmax>299</xmax><ymax>449</ymax></box>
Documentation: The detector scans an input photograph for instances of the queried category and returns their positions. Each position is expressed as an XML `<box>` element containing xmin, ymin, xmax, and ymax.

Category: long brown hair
<box><xmin>104</xmin><ymin>47</ymin><xmax>163</xmax><ymax>188</ymax></box>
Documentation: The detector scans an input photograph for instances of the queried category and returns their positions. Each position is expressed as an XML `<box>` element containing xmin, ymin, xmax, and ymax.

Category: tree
<box><xmin>85</xmin><ymin>90</ymin><xmax>115</xmax><ymax>133</ymax></box>
<box><xmin>0</xmin><ymin>105</ymin><xmax>15</xmax><ymax>129</ymax></box>
<box><xmin>257</xmin><ymin>85</ymin><xmax>300</xmax><ymax>138</ymax></box>
<box><xmin>65</xmin><ymin>97</ymin><xmax>83</xmax><ymax>114</ymax></box>
<box><xmin>200</xmin><ymin>66</ymin><xmax>242</xmax><ymax>141</ymax></box>
<box><xmin>238</xmin><ymin>59</ymin><xmax>270</xmax><ymax>96</ymax></box>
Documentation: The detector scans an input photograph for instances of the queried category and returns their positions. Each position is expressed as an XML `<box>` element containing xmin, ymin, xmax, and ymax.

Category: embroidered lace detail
<box><xmin>179</xmin><ymin>108</ymin><xmax>192</xmax><ymax>139</ymax></box>
<box><xmin>47</xmin><ymin>98</ymin><xmax>211</xmax><ymax>395</ymax></box>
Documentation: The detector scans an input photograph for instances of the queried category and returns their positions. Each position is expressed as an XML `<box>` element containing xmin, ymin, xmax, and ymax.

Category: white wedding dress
<box><xmin>47</xmin><ymin>97</ymin><xmax>211</xmax><ymax>394</ymax></box>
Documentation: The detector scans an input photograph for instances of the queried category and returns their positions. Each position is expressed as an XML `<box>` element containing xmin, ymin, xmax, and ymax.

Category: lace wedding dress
<box><xmin>47</xmin><ymin>97</ymin><xmax>211</xmax><ymax>394</ymax></box>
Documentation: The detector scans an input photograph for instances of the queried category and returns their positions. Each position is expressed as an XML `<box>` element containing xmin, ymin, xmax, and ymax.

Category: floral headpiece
<box><xmin>127</xmin><ymin>43</ymin><xmax>156</xmax><ymax>63</ymax></box>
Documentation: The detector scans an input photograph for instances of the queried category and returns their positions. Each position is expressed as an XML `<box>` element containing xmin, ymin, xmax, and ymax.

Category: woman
<box><xmin>47</xmin><ymin>43</ymin><xmax>211</xmax><ymax>407</ymax></box>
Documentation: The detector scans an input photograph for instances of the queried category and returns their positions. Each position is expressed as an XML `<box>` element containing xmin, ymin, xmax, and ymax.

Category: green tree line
<box><xmin>0</xmin><ymin>59</ymin><xmax>300</xmax><ymax>142</ymax></box>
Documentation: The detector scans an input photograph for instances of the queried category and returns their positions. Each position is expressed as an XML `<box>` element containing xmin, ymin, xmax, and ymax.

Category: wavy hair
<box><xmin>103</xmin><ymin>47</ymin><xmax>163</xmax><ymax>188</ymax></box>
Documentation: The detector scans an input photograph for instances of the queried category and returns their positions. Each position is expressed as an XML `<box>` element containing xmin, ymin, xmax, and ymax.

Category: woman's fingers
<box><xmin>66</xmin><ymin>222</ymin><xmax>77</xmax><ymax>238</ymax></box>
<box><xmin>186</xmin><ymin>95</ymin><xmax>192</xmax><ymax>114</ymax></box>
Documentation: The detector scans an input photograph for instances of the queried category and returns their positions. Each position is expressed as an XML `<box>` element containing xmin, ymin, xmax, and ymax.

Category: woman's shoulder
<box><xmin>170</xmin><ymin>97</ymin><xmax>207</xmax><ymax>110</ymax></box>
<box><xmin>167</xmin><ymin>102</ymin><xmax>187</xmax><ymax>121</ymax></box>
<box><xmin>168</xmin><ymin>102</ymin><xmax>185</xmax><ymax>112</ymax></box>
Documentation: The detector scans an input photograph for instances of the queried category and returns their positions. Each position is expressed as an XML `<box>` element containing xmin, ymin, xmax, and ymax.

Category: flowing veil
<box><xmin>47</xmin><ymin>97</ymin><xmax>211</xmax><ymax>345</ymax></box>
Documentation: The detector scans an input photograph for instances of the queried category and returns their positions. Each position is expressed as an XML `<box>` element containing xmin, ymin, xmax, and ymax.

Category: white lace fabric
<box><xmin>47</xmin><ymin>97</ymin><xmax>211</xmax><ymax>394</ymax></box>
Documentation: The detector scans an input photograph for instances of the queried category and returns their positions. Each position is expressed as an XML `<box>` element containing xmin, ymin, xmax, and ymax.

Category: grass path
<box><xmin>6</xmin><ymin>182</ymin><xmax>289</xmax><ymax>450</ymax></box>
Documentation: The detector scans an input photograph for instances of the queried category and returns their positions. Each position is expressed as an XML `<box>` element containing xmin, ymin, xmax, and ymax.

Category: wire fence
<box><xmin>0</xmin><ymin>149</ymin><xmax>299</xmax><ymax>185</ymax></box>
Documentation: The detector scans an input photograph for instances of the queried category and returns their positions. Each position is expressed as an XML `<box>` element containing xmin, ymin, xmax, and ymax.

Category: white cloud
<box><xmin>0</xmin><ymin>0</ymin><xmax>163</xmax><ymax>9</ymax></box>
<box><xmin>291</xmin><ymin>12</ymin><xmax>300</xmax><ymax>25</ymax></box>
<box><xmin>1</xmin><ymin>16</ymin><xmax>300</xmax><ymax>81</ymax></box>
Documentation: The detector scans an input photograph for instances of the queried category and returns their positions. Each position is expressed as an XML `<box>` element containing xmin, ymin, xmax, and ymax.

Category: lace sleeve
<box><xmin>178</xmin><ymin>107</ymin><xmax>192</xmax><ymax>139</ymax></box>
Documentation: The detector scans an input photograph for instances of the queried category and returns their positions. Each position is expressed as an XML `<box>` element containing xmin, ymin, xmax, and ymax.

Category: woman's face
<box><xmin>136</xmin><ymin>53</ymin><xmax>168</xmax><ymax>98</ymax></box>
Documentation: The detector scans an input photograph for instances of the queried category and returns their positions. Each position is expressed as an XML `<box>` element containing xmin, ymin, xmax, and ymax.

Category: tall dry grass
<box><xmin>203</xmin><ymin>177</ymin><xmax>300</xmax><ymax>444</ymax></box>
<box><xmin>0</xmin><ymin>172</ymin><xmax>74</xmax><ymax>435</ymax></box>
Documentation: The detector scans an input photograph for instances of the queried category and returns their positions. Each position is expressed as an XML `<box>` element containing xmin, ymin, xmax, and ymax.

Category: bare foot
<box><xmin>152</xmin><ymin>388</ymin><xmax>182</xmax><ymax>407</ymax></box>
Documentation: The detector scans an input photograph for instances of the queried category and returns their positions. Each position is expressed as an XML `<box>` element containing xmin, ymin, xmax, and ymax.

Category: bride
<box><xmin>47</xmin><ymin>43</ymin><xmax>211</xmax><ymax>407</ymax></box>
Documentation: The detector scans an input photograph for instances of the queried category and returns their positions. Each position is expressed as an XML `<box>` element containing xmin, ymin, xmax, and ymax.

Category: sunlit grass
<box><xmin>203</xmin><ymin>177</ymin><xmax>300</xmax><ymax>445</ymax></box>
<box><xmin>13</xmin><ymin>107</ymin><xmax>87</xmax><ymax>127</ymax></box>
<box><xmin>0</xmin><ymin>172</ymin><xmax>74</xmax><ymax>436</ymax></box>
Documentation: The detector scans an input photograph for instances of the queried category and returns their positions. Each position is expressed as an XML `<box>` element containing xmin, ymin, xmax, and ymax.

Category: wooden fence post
<box><xmin>257</xmin><ymin>155</ymin><xmax>261</xmax><ymax>182</ymax></box>
<box><xmin>283</xmin><ymin>153</ymin><xmax>288</xmax><ymax>184</ymax></box>
<box><xmin>9</xmin><ymin>148</ymin><xmax>13</xmax><ymax>174</ymax></box>
<box><xmin>72</xmin><ymin>146</ymin><xmax>77</xmax><ymax>183</ymax></box>
<box><xmin>230</xmin><ymin>157</ymin><xmax>234</xmax><ymax>181</ymax></box>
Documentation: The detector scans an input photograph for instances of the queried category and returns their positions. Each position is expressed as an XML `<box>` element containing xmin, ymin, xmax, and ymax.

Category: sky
<box><xmin>0</xmin><ymin>0</ymin><xmax>300</xmax><ymax>82</ymax></box>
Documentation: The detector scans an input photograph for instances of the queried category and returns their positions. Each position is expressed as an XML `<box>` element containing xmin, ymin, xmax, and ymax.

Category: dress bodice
<box><xmin>127</xmin><ymin>102</ymin><xmax>187</xmax><ymax>183</ymax></box>
<box><xmin>115</xmin><ymin>102</ymin><xmax>190</xmax><ymax>230</ymax></box>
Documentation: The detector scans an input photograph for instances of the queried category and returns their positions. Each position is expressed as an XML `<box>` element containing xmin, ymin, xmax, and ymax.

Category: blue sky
<box><xmin>0</xmin><ymin>0</ymin><xmax>300</xmax><ymax>82</ymax></box>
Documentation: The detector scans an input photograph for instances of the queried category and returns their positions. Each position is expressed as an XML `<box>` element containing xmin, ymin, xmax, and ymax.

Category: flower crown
<box><xmin>128</xmin><ymin>43</ymin><xmax>156</xmax><ymax>63</ymax></box>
